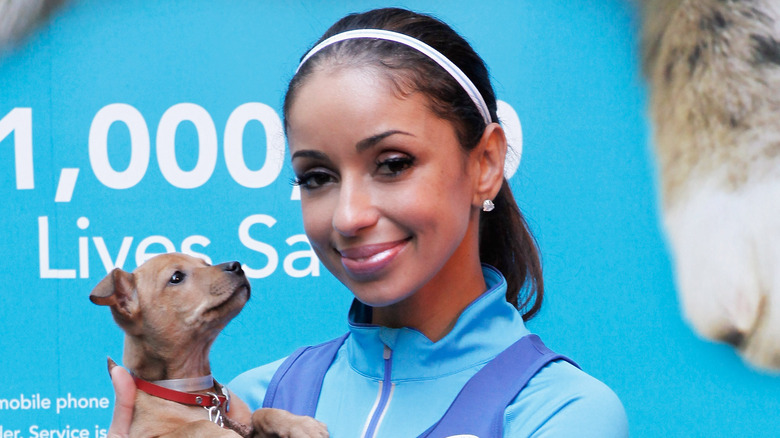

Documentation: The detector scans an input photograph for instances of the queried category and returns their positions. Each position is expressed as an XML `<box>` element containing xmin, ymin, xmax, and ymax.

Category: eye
<box><xmin>293</xmin><ymin>169</ymin><xmax>338</xmax><ymax>190</ymax></box>
<box><xmin>376</xmin><ymin>154</ymin><xmax>415</xmax><ymax>177</ymax></box>
<box><xmin>169</xmin><ymin>271</ymin><xmax>185</xmax><ymax>284</ymax></box>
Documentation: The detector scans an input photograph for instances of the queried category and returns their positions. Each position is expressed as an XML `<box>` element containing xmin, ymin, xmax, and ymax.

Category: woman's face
<box><xmin>287</xmin><ymin>66</ymin><xmax>485</xmax><ymax>325</ymax></box>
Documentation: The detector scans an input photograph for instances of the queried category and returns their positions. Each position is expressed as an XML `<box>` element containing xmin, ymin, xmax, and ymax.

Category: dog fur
<box><xmin>642</xmin><ymin>0</ymin><xmax>780</xmax><ymax>370</ymax></box>
<box><xmin>0</xmin><ymin>0</ymin><xmax>66</xmax><ymax>51</ymax></box>
<box><xmin>91</xmin><ymin>253</ymin><xmax>329</xmax><ymax>437</ymax></box>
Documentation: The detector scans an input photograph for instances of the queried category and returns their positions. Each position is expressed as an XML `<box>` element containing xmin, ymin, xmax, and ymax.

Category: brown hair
<box><xmin>284</xmin><ymin>8</ymin><xmax>544</xmax><ymax>320</ymax></box>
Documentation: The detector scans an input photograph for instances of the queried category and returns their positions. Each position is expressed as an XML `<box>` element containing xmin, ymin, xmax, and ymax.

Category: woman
<box><xmin>109</xmin><ymin>7</ymin><xmax>628</xmax><ymax>437</ymax></box>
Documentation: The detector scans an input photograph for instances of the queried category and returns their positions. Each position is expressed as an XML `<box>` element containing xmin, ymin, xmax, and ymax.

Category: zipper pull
<box><xmin>383</xmin><ymin>344</ymin><xmax>392</xmax><ymax>360</ymax></box>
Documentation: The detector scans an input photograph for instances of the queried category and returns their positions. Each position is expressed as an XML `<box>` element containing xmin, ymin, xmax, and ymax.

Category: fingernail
<box><xmin>107</xmin><ymin>356</ymin><xmax>117</xmax><ymax>378</ymax></box>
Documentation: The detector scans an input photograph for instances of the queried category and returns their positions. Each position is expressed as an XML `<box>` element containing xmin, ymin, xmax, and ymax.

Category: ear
<box><xmin>90</xmin><ymin>268</ymin><xmax>139</xmax><ymax>320</ymax></box>
<box><xmin>471</xmin><ymin>123</ymin><xmax>508</xmax><ymax>208</ymax></box>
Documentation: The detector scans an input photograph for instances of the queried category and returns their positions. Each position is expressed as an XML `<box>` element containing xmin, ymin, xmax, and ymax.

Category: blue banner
<box><xmin>1</xmin><ymin>1</ymin><xmax>778</xmax><ymax>437</ymax></box>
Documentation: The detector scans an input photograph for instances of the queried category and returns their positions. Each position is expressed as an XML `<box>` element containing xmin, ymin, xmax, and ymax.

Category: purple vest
<box><xmin>263</xmin><ymin>333</ymin><xmax>578</xmax><ymax>438</ymax></box>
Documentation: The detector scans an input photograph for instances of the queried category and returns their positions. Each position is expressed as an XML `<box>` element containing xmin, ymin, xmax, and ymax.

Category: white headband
<box><xmin>296</xmin><ymin>29</ymin><xmax>492</xmax><ymax>125</ymax></box>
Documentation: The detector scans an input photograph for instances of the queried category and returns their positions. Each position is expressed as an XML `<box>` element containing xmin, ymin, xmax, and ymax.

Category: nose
<box><xmin>218</xmin><ymin>261</ymin><xmax>243</xmax><ymax>275</ymax></box>
<box><xmin>332</xmin><ymin>179</ymin><xmax>379</xmax><ymax>237</ymax></box>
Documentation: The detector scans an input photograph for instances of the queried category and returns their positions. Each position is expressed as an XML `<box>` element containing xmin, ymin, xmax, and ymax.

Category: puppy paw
<box><xmin>251</xmin><ymin>408</ymin><xmax>329</xmax><ymax>438</ymax></box>
<box><xmin>664</xmin><ymin>180</ymin><xmax>780</xmax><ymax>370</ymax></box>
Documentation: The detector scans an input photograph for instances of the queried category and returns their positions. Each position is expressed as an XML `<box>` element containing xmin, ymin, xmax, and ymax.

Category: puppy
<box><xmin>91</xmin><ymin>252</ymin><xmax>328</xmax><ymax>437</ymax></box>
<box><xmin>641</xmin><ymin>0</ymin><xmax>780</xmax><ymax>369</ymax></box>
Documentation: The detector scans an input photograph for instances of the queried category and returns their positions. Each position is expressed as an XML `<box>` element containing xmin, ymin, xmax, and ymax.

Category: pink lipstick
<box><xmin>338</xmin><ymin>238</ymin><xmax>410</xmax><ymax>278</ymax></box>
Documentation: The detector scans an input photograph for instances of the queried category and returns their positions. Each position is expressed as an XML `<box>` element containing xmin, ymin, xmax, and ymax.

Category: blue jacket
<box><xmin>230</xmin><ymin>266</ymin><xmax>629</xmax><ymax>437</ymax></box>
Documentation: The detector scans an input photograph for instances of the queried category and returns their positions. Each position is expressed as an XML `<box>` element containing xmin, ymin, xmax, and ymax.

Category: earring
<box><xmin>482</xmin><ymin>199</ymin><xmax>495</xmax><ymax>212</ymax></box>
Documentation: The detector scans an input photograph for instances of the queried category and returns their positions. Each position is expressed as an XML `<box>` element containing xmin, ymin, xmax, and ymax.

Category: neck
<box><xmin>373</xmin><ymin>256</ymin><xmax>486</xmax><ymax>342</ymax></box>
<box><xmin>123</xmin><ymin>336</ymin><xmax>213</xmax><ymax>382</ymax></box>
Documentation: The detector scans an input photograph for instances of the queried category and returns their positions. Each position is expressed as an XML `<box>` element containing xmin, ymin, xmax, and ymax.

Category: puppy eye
<box><xmin>169</xmin><ymin>271</ymin><xmax>185</xmax><ymax>284</ymax></box>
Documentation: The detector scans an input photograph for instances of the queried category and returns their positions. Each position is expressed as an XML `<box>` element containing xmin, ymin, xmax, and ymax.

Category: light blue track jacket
<box><xmin>230</xmin><ymin>266</ymin><xmax>629</xmax><ymax>437</ymax></box>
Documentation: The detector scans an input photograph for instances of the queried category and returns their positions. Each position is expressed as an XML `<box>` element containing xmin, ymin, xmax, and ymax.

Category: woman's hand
<box><xmin>106</xmin><ymin>358</ymin><xmax>136</xmax><ymax>438</ymax></box>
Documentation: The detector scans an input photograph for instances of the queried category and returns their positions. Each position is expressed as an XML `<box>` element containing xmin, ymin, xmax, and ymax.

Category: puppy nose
<box><xmin>219</xmin><ymin>261</ymin><xmax>243</xmax><ymax>274</ymax></box>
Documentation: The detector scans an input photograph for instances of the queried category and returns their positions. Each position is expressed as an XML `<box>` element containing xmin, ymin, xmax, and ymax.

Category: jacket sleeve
<box><xmin>227</xmin><ymin>357</ymin><xmax>286</xmax><ymax>412</ymax></box>
<box><xmin>504</xmin><ymin>361</ymin><xmax>629</xmax><ymax>437</ymax></box>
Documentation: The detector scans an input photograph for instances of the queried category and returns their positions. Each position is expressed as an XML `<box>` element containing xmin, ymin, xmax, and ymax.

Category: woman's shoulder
<box><xmin>506</xmin><ymin>360</ymin><xmax>629</xmax><ymax>437</ymax></box>
<box><xmin>228</xmin><ymin>356</ymin><xmax>286</xmax><ymax>412</ymax></box>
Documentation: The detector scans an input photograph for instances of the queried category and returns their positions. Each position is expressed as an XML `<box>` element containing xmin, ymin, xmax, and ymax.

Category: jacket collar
<box><xmin>345</xmin><ymin>265</ymin><xmax>530</xmax><ymax>380</ymax></box>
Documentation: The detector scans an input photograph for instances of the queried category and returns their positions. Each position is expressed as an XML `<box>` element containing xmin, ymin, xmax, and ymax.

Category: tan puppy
<box><xmin>91</xmin><ymin>252</ymin><xmax>328</xmax><ymax>437</ymax></box>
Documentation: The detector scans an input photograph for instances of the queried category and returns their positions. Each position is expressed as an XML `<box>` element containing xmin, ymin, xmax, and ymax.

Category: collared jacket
<box><xmin>230</xmin><ymin>265</ymin><xmax>629</xmax><ymax>437</ymax></box>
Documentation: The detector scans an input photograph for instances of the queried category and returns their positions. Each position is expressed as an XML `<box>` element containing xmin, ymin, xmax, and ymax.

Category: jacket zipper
<box><xmin>361</xmin><ymin>345</ymin><xmax>394</xmax><ymax>438</ymax></box>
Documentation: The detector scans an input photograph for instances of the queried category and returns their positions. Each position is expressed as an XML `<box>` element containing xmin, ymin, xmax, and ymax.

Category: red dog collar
<box><xmin>133</xmin><ymin>375</ymin><xmax>228</xmax><ymax>408</ymax></box>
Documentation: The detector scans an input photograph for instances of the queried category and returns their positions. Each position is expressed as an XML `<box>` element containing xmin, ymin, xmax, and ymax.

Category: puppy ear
<box><xmin>90</xmin><ymin>268</ymin><xmax>139</xmax><ymax>320</ymax></box>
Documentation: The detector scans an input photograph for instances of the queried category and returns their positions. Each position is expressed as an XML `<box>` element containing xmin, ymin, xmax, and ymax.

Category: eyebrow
<box><xmin>355</xmin><ymin>130</ymin><xmax>414</xmax><ymax>152</ymax></box>
<box><xmin>291</xmin><ymin>130</ymin><xmax>415</xmax><ymax>161</ymax></box>
<box><xmin>291</xmin><ymin>149</ymin><xmax>329</xmax><ymax>161</ymax></box>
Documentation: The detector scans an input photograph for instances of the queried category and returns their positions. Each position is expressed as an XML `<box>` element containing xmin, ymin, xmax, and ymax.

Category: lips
<box><xmin>337</xmin><ymin>238</ymin><xmax>410</xmax><ymax>278</ymax></box>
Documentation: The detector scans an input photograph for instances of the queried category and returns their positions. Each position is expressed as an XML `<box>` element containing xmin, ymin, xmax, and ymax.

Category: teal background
<box><xmin>1</xmin><ymin>1</ymin><xmax>778</xmax><ymax>436</ymax></box>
